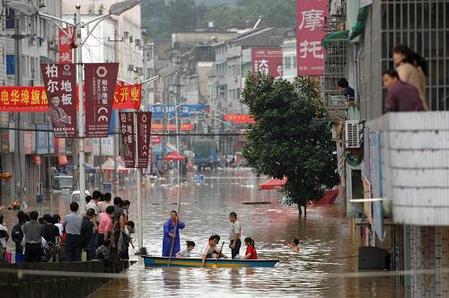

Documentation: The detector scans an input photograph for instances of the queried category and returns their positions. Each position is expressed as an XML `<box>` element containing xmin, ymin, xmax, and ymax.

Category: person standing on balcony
<box><xmin>337</xmin><ymin>78</ymin><xmax>355</xmax><ymax>102</ymax></box>
<box><xmin>392</xmin><ymin>45</ymin><xmax>428</xmax><ymax>110</ymax></box>
<box><xmin>383</xmin><ymin>70</ymin><xmax>424</xmax><ymax>112</ymax></box>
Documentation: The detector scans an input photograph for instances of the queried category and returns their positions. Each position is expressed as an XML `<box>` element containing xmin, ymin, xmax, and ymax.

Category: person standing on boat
<box><xmin>162</xmin><ymin>210</ymin><xmax>185</xmax><ymax>257</ymax></box>
<box><xmin>228</xmin><ymin>212</ymin><xmax>242</xmax><ymax>259</ymax></box>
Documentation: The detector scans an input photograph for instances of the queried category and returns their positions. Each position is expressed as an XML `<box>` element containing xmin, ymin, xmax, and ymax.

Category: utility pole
<box><xmin>74</xmin><ymin>5</ymin><xmax>86</xmax><ymax>212</ymax></box>
<box><xmin>14</xmin><ymin>13</ymin><xmax>24</xmax><ymax>202</ymax></box>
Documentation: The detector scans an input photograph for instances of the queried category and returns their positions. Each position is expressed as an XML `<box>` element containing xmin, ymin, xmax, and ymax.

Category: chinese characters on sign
<box><xmin>119</xmin><ymin>112</ymin><xmax>152</xmax><ymax>168</ymax></box>
<box><xmin>150</xmin><ymin>123</ymin><xmax>194</xmax><ymax>132</ymax></box>
<box><xmin>85</xmin><ymin>63</ymin><xmax>119</xmax><ymax>138</ymax></box>
<box><xmin>0</xmin><ymin>86</ymin><xmax>48</xmax><ymax>112</ymax></box>
<box><xmin>57</xmin><ymin>27</ymin><xmax>75</xmax><ymax>64</ymax></box>
<box><xmin>113</xmin><ymin>83</ymin><xmax>142</xmax><ymax>110</ymax></box>
<box><xmin>296</xmin><ymin>0</ymin><xmax>328</xmax><ymax>76</ymax></box>
<box><xmin>136</xmin><ymin>112</ymin><xmax>152</xmax><ymax>168</ymax></box>
<box><xmin>224</xmin><ymin>114</ymin><xmax>256</xmax><ymax>124</ymax></box>
<box><xmin>252</xmin><ymin>48</ymin><xmax>283</xmax><ymax>79</ymax></box>
<box><xmin>119</xmin><ymin>112</ymin><xmax>136</xmax><ymax>168</ymax></box>
<box><xmin>41</xmin><ymin>63</ymin><xmax>77</xmax><ymax>137</ymax></box>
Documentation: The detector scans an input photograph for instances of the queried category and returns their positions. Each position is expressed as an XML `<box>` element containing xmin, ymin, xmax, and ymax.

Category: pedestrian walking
<box><xmin>228</xmin><ymin>212</ymin><xmax>242</xmax><ymax>259</ymax></box>
<box><xmin>11</xmin><ymin>211</ymin><xmax>27</xmax><ymax>263</ymax></box>
<box><xmin>63</xmin><ymin>202</ymin><xmax>82</xmax><ymax>261</ymax></box>
<box><xmin>22</xmin><ymin>211</ymin><xmax>43</xmax><ymax>262</ymax></box>
<box><xmin>162</xmin><ymin>210</ymin><xmax>185</xmax><ymax>257</ymax></box>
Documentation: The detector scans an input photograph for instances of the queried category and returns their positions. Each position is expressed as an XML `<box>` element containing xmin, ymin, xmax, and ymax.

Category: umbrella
<box><xmin>259</xmin><ymin>177</ymin><xmax>288</xmax><ymax>190</ymax></box>
<box><xmin>164</xmin><ymin>151</ymin><xmax>186</xmax><ymax>161</ymax></box>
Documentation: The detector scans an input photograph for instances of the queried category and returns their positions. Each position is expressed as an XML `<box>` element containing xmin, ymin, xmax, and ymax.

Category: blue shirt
<box><xmin>64</xmin><ymin>212</ymin><xmax>82</xmax><ymax>235</ymax></box>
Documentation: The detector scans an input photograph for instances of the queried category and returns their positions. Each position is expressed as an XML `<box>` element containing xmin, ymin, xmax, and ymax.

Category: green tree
<box><xmin>241</xmin><ymin>74</ymin><xmax>339</xmax><ymax>215</ymax></box>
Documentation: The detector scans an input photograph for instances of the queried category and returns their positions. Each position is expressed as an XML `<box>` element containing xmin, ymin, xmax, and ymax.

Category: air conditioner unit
<box><xmin>345</xmin><ymin>120</ymin><xmax>361</xmax><ymax>148</ymax></box>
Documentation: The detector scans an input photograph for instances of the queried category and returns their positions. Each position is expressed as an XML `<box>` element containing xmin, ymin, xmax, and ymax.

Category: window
<box><xmin>5</xmin><ymin>9</ymin><xmax>15</xmax><ymax>29</ymax></box>
<box><xmin>284</xmin><ymin>57</ymin><xmax>292</xmax><ymax>69</ymax></box>
<box><xmin>6</xmin><ymin>55</ymin><xmax>15</xmax><ymax>75</ymax></box>
<box><xmin>292</xmin><ymin>56</ymin><xmax>297</xmax><ymax>69</ymax></box>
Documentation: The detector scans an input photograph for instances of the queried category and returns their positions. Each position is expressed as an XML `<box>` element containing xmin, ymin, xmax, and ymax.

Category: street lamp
<box><xmin>3</xmin><ymin>0</ymin><xmax>141</xmax><ymax>212</ymax></box>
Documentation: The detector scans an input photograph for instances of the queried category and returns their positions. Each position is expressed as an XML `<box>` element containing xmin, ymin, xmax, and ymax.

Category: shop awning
<box><xmin>322</xmin><ymin>30</ymin><xmax>349</xmax><ymax>48</ymax></box>
<box><xmin>259</xmin><ymin>177</ymin><xmax>287</xmax><ymax>190</ymax></box>
<box><xmin>164</xmin><ymin>151</ymin><xmax>186</xmax><ymax>161</ymax></box>
<box><xmin>349</xmin><ymin>6</ymin><xmax>370</xmax><ymax>40</ymax></box>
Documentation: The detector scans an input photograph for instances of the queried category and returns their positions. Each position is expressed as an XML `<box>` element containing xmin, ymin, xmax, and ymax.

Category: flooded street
<box><xmin>88</xmin><ymin>169</ymin><xmax>396</xmax><ymax>297</ymax></box>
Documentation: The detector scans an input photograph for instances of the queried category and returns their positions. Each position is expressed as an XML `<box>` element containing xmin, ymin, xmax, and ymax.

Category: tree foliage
<box><xmin>142</xmin><ymin>0</ymin><xmax>296</xmax><ymax>38</ymax></box>
<box><xmin>241</xmin><ymin>74</ymin><xmax>339</xmax><ymax>211</ymax></box>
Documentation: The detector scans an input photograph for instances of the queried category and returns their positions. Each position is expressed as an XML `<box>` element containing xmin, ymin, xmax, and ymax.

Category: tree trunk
<box><xmin>297</xmin><ymin>203</ymin><xmax>302</xmax><ymax>215</ymax></box>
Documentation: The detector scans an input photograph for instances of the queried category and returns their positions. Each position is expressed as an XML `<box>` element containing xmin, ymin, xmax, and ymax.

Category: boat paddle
<box><xmin>211</xmin><ymin>241</ymin><xmax>225</xmax><ymax>269</ymax></box>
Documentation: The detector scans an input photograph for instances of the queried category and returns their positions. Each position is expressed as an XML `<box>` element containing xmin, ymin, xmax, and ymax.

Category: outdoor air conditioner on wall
<box><xmin>345</xmin><ymin>120</ymin><xmax>361</xmax><ymax>148</ymax></box>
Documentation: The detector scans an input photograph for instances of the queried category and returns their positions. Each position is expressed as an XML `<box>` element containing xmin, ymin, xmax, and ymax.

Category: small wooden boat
<box><xmin>142</xmin><ymin>255</ymin><xmax>279</xmax><ymax>268</ymax></box>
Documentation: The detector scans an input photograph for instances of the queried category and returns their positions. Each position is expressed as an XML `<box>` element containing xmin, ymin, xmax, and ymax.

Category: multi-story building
<box><xmin>335</xmin><ymin>1</ymin><xmax>449</xmax><ymax>296</ymax></box>
<box><xmin>0</xmin><ymin>0</ymin><xmax>62</xmax><ymax>205</ymax></box>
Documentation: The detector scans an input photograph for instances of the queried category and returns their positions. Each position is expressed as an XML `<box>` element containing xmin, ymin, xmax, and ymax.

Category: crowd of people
<box><xmin>0</xmin><ymin>190</ymin><xmax>134</xmax><ymax>267</ymax></box>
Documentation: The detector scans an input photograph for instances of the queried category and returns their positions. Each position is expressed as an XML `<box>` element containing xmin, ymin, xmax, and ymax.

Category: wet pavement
<box><xmin>1</xmin><ymin>169</ymin><xmax>397</xmax><ymax>297</ymax></box>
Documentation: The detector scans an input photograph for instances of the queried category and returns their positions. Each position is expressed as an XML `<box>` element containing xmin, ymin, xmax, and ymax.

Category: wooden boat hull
<box><xmin>142</xmin><ymin>255</ymin><xmax>279</xmax><ymax>268</ymax></box>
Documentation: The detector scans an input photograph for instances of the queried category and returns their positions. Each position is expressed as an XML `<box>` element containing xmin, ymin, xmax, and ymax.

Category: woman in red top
<box><xmin>244</xmin><ymin>237</ymin><xmax>258</xmax><ymax>259</ymax></box>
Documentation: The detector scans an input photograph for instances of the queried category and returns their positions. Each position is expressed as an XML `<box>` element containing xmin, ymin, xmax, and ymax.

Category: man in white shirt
<box><xmin>228</xmin><ymin>212</ymin><xmax>241</xmax><ymax>259</ymax></box>
<box><xmin>86</xmin><ymin>190</ymin><xmax>101</xmax><ymax>215</ymax></box>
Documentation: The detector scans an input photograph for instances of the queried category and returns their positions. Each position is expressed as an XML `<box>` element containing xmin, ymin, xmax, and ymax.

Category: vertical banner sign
<box><xmin>296</xmin><ymin>0</ymin><xmax>328</xmax><ymax>75</ymax></box>
<box><xmin>57</xmin><ymin>26</ymin><xmax>75</xmax><ymax>63</ymax></box>
<box><xmin>136</xmin><ymin>112</ymin><xmax>152</xmax><ymax>168</ymax></box>
<box><xmin>84</xmin><ymin>63</ymin><xmax>119</xmax><ymax>138</ymax></box>
<box><xmin>41</xmin><ymin>63</ymin><xmax>77</xmax><ymax>137</ymax></box>
<box><xmin>252</xmin><ymin>48</ymin><xmax>283</xmax><ymax>79</ymax></box>
<box><xmin>119</xmin><ymin>111</ymin><xmax>136</xmax><ymax>168</ymax></box>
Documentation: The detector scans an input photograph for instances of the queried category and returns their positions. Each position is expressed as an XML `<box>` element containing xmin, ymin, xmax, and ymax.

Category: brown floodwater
<box><xmin>1</xmin><ymin>169</ymin><xmax>397</xmax><ymax>297</ymax></box>
<box><xmin>92</xmin><ymin>169</ymin><xmax>396</xmax><ymax>297</ymax></box>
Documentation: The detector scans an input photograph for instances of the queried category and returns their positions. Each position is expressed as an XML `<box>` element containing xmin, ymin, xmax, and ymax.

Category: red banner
<box><xmin>113</xmin><ymin>83</ymin><xmax>142</xmax><ymax>110</ymax></box>
<box><xmin>41</xmin><ymin>63</ymin><xmax>77</xmax><ymax>137</ymax></box>
<box><xmin>224</xmin><ymin>114</ymin><xmax>255</xmax><ymax>124</ymax></box>
<box><xmin>252</xmin><ymin>48</ymin><xmax>283</xmax><ymax>79</ymax></box>
<box><xmin>84</xmin><ymin>63</ymin><xmax>119</xmax><ymax>138</ymax></box>
<box><xmin>136</xmin><ymin>112</ymin><xmax>152</xmax><ymax>168</ymax></box>
<box><xmin>57</xmin><ymin>27</ymin><xmax>75</xmax><ymax>64</ymax></box>
<box><xmin>151</xmin><ymin>123</ymin><xmax>194</xmax><ymax>132</ymax></box>
<box><xmin>296</xmin><ymin>0</ymin><xmax>328</xmax><ymax>76</ymax></box>
<box><xmin>119</xmin><ymin>111</ymin><xmax>136</xmax><ymax>168</ymax></box>
<box><xmin>0</xmin><ymin>86</ymin><xmax>48</xmax><ymax>112</ymax></box>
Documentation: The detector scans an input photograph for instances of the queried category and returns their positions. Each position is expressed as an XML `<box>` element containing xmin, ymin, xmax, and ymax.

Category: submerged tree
<box><xmin>241</xmin><ymin>74</ymin><xmax>339</xmax><ymax>215</ymax></box>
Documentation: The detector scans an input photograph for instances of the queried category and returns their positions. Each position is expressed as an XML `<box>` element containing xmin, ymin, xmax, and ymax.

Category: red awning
<box><xmin>164</xmin><ymin>151</ymin><xmax>186</xmax><ymax>161</ymax></box>
<box><xmin>259</xmin><ymin>177</ymin><xmax>287</xmax><ymax>190</ymax></box>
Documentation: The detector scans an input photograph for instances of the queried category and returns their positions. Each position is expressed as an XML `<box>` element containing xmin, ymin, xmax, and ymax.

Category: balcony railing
<box><xmin>366</xmin><ymin>112</ymin><xmax>449</xmax><ymax>226</ymax></box>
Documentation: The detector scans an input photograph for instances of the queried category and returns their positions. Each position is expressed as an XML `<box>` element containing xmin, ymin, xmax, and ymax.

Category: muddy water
<box><xmin>92</xmin><ymin>169</ymin><xmax>396</xmax><ymax>297</ymax></box>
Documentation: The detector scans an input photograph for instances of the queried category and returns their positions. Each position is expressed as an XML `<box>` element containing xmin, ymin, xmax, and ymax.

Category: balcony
<box><xmin>366</xmin><ymin>112</ymin><xmax>449</xmax><ymax>226</ymax></box>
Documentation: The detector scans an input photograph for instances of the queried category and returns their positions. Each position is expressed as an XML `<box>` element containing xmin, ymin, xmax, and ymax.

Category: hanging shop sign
<box><xmin>0</xmin><ymin>86</ymin><xmax>48</xmax><ymax>112</ymax></box>
<box><xmin>113</xmin><ymin>83</ymin><xmax>142</xmax><ymax>110</ymax></box>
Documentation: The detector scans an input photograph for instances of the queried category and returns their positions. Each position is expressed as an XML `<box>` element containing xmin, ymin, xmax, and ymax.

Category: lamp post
<box><xmin>5</xmin><ymin>0</ymin><xmax>140</xmax><ymax>213</ymax></box>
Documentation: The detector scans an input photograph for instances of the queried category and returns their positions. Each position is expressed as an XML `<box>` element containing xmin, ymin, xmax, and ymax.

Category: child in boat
<box><xmin>177</xmin><ymin>241</ymin><xmax>195</xmax><ymax>258</ymax></box>
<box><xmin>283</xmin><ymin>238</ymin><xmax>300</xmax><ymax>252</ymax></box>
<box><xmin>243</xmin><ymin>237</ymin><xmax>258</xmax><ymax>259</ymax></box>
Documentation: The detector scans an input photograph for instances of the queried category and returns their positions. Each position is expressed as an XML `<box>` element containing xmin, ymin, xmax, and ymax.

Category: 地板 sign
<box><xmin>119</xmin><ymin>111</ymin><xmax>152</xmax><ymax>168</ymax></box>
<box><xmin>296</xmin><ymin>0</ymin><xmax>328</xmax><ymax>76</ymax></box>
<box><xmin>84</xmin><ymin>63</ymin><xmax>119</xmax><ymax>138</ymax></box>
<box><xmin>41</xmin><ymin>63</ymin><xmax>77</xmax><ymax>137</ymax></box>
